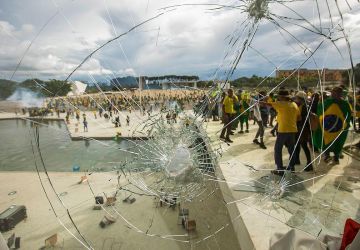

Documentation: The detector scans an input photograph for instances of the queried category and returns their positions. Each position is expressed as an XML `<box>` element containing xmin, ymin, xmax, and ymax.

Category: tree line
<box><xmin>0</xmin><ymin>78</ymin><xmax>71</xmax><ymax>99</ymax></box>
<box><xmin>1</xmin><ymin>65</ymin><xmax>358</xmax><ymax>99</ymax></box>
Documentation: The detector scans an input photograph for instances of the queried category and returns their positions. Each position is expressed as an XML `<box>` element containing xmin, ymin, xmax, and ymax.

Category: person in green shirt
<box><xmin>233</xmin><ymin>90</ymin><xmax>242</xmax><ymax>131</ymax></box>
<box><xmin>238</xmin><ymin>94</ymin><xmax>250</xmax><ymax>133</ymax></box>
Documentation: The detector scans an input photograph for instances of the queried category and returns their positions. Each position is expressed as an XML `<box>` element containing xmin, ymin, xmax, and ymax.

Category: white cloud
<box><xmin>20</xmin><ymin>24</ymin><xmax>34</xmax><ymax>33</ymax></box>
<box><xmin>0</xmin><ymin>0</ymin><xmax>359</xmax><ymax>81</ymax></box>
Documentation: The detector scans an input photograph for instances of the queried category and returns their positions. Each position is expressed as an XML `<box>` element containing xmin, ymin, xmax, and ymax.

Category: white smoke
<box><xmin>6</xmin><ymin>88</ymin><xmax>44</xmax><ymax>107</ymax></box>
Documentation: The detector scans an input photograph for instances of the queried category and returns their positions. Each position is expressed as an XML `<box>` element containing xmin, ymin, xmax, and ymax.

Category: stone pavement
<box><xmin>205</xmin><ymin>119</ymin><xmax>360</xmax><ymax>250</ymax></box>
<box><xmin>2</xmin><ymin>108</ymin><xmax>360</xmax><ymax>249</ymax></box>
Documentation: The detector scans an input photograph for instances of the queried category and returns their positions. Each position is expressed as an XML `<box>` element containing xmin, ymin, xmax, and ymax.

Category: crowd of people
<box><xmin>46</xmin><ymin>90</ymin><xmax>204</xmax><ymax>112</ymax></box>
<box><xmin>37</xmin><ymin>90</ymin><xmax>205</xmax><ymax>132</ymax></box>
<box><xmin>216</xmin><ymin>86</ymin><xmax>360</xmax><ymax>175</ymax></box>
<box><xmin>15</xmin><ymin>86</ymin><xmax>359</xmax><ymax>174</ymax></box>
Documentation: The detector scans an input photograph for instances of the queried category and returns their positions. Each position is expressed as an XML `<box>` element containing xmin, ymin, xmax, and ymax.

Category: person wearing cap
<box><xmin>313</xmin><ymin>86</ymin><xmax>352</xmax><ymax>164</ymax></box>
<box><xmin>267</xmin><ymin>89</ymin><xmax>300</xmax><ymax>174</ymax></box>
<box><xmin>293</xmin><ymin>91</ymin><xmax>313</xmax><ymax>171</ymax></box>
<box><xmin>220</xmin><ymin>88</ymin><xmax>238</xmax><ymax>143</ymax></box>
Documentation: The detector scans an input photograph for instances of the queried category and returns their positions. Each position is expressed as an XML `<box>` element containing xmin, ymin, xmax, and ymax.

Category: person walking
<box><xmin>238</xmin><ymin>94</ymin><xmax>250</xmax><ymax>133</ymax></box>
<box><xmin>126</xmin><ymin>115</ymin><xmax>130</xmax><ymax>126</ymax></box>
<box><xmin>268</xmin><ymin>93</ymin><xmax>277</xmax><ymax>127</ymax></box>
<box><xmin>233</xmin><ymin>90</ymin><xmax>242</xmax><ymax>131</ymax></box>
<box><xmin>269</xmin><ymin>89</ymin><xmax>300</xmax><ymax>174</ymax></box>
<box><xmin>251</xmin><ymin>91</ymin><xmax>267</xmax><ymax>149</ymax></box>
<box><xmin>83</xmin><ymin>118</ymin><xmax>88</xmax><ymax>132</ymax></box>
<box><xmin>75</xmin><ymin>110</ymin><xmax>80</xmax><ymax>122</ymax></box>
<box><xmin>220</xmin><ymin>89</ymin><xmax>238</xmax><ymax>143</ymax></box>
<box><xmin>293</xmin><ymin>91</ymin><xmax>313</xmax><ymax>171</ymax></box>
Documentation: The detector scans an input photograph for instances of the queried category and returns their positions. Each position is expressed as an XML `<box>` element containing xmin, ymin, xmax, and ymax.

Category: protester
<box><xmin>313</xmin><ymin>86</ymin><xmax>352</xmax><ymax>165</ymax></box>
<box><xmin>251</xmin><ymin>91</ymin><xmax>267</xmax><ymax>149</ymax></box>
<box><xmin>238</xmin><ymin>94</ymin><xmax>250</xmax><ymax>133</ymax></box>
<box><xmin>220</xmin><ymin>89</ymin><xmax>238</xmax><ymax>143</ymax></box>
<box><xmin>268</xmin><ymin>92</ymin><xmax>277</xmax><ymax>127</ymax></box>
<box><xmin>83</xmin><ymin>117</ymin><xmax>88</xmax><ymax>132</ymax></box>
<box><xmin>310</xmin><ymin>92</ymin><xmax>320</xmax><ymax>114</ymax></box>
<box><xmin>233</xmin><ymin>90</ymin><xmax>242</xmax><ymax>131</ymax></box>
<box><xmin>211</xmin><ymin>97</ymin><xmax>219</xmax><ymax>121</ymax></box>
<box><xmin>260</xmin><ymin>93</ymin><xmax>269</xmax><ymax>128</ymax></box>
<box><xmin>219</xmin><ymin>92</ymin><xmax>226</xmax><ymax>123</ymax></box>
<box><xmin>166</xmin><ymin>113</ymin><xmax>171</xmax><ymax>124</ymax></box>
<box><xmin>114</xmin><ymin>116</ymin><xmax>120</xmax><ymax>127</ymax></box>
<box><xmin>76</xmin><ymin>110</ymin><xmax>80</xmax><ymax>122</ymax></box>
<box><xmin>126</xmin><ymin>115</ymin><xmax>130</xmax><ymax>126</ymax></box>
<box><xmin>293</xmin><ymin>91</ymin><xmax>313</xmax><ymax>171</ymax></box>
<box><xmin>268</xmin><ymin>89</ymin><xmax>300</xmax><ymax>174</ymax></box>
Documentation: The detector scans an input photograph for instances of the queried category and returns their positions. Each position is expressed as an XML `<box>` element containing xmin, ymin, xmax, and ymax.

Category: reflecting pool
<box><xmin>0</xmin><ymin>119</ymin><xmax>136</xmax><ymax>171</ymax></box>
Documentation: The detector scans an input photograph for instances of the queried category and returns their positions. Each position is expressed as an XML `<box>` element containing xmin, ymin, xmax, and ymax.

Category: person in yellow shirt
<box><xmin>220</xmin><ymin>88</ymin><xmax>238</xmax><ymax>143</ymax></box>
<box><xmin>267</xmin><ymin>89</ymin><xmax>300</xmax><ymax>174</ymax></box>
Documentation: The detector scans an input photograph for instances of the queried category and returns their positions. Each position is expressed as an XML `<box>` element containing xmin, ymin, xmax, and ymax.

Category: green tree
<box><xmin>342</xmin><ymin>63</ymin><xmax>360</xmax><ymax>86</ymax></box>
<box><xmin>43</xmin><ymin>79</ymin><xmax>71</xmax><ymax>97</ymax></box>
<box><xmin>0</xmin><ymin>79</ymin><xmax>18</xmax><ymax>99</ymax></box>
<box><xmin>19</xmin><ymin>78</ymin><xmax>45</xmax><ymax>92</ymax></box>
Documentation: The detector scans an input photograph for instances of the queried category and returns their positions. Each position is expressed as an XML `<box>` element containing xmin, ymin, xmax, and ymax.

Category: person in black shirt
<box><xmin>293</xmin><ymin>91</ymin><xmax>313</xmax><ymax>171</ymax></box>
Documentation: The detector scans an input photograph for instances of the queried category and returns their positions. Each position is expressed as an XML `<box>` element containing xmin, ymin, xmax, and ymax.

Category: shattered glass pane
<box><xmin>0</xmin><ymin>0</ymin><xmax>360</xmax><ymax>249</ymax></box>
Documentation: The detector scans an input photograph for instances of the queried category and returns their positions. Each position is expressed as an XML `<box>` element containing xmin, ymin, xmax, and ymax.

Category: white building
<box><xmin>67</xmin><ymin>81</ymin><xmax>87</xmax><ymax>96</ymax></box>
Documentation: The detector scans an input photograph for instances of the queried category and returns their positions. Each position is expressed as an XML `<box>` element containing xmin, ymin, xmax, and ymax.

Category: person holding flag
<box><xmin>313</xmin><ymin>86</ymin><xmax>353</xmax><ymax>165</ymax></box>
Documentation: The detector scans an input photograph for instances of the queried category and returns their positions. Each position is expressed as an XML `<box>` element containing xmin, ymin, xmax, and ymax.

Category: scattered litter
<box><xmin>95</xmin><ymin>196</ymin><xmax>104</xmax><ymax>204</ymax></box>
<box><xmin>123</xmin><ymin>195</ymin><xmax>136</xmax><ymax>204</ymax></box>
<box><xmin>77</xmin><ymin>176</ymin><xmax>88</xmax><ymax>184</ymax></box>
<box><xmin>99</xmin><ymin>215</ymin><xmax>116</xmax><ymax>228</ymax></box>
<box><xmin>59</xmin><ymin>192</ymin><xmax>68</xmax><ymax>197</ymax></box>
<box><xmin>105</xmin><ymin>196</ymin><xmax>116</xmax><ymax>206</ymax></box>
<box><xmin>72</xmin><ymin>165</ymin><xmax>80</xmax><ymax>172</ymax></box>
<box><xmin>44</xmin><ymin>233</ymin><xmax>58</xmax><ymax>248</ymax></box>
<box><xmin>93</xmin><ymin>205</ymin><xmax>102</xmax><ymax>210</ymax></box>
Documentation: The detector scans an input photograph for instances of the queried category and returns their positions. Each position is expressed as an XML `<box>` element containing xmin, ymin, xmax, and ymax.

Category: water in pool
<box><xmin>0</xmin><ymin>119</ymin><xmax>137</xmax><ymax>171</ymax></box>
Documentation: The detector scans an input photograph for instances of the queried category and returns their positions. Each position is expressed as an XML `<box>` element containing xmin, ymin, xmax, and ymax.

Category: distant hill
<box><xmin>0</xmin><ymin>79</ymin><xmax>18</xmax><ymax>100</ymax></box>
<box><xmin>110</xmin><ymin>76</ymin><xmax>138</xmax><ymax>88</ymax></box>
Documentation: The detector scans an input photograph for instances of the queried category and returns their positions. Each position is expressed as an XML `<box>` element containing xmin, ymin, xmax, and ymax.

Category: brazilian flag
<box><xmin>313</xmin><ymin>98</ymin><xmax>352</xmax><ymax>155</ymax></box>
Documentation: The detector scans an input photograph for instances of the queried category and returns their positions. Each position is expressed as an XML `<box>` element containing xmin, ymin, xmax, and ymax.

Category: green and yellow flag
<box><xmin>313</xmin><ymin>98</ymin><xmax>352</xmax><ymax>155</ymax></box>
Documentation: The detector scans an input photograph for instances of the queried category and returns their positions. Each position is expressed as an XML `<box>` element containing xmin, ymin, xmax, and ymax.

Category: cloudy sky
<box><xmin>0</xmin><ymin>0</ymin><xmax>360</xmax><ymax>82</ymax></box>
